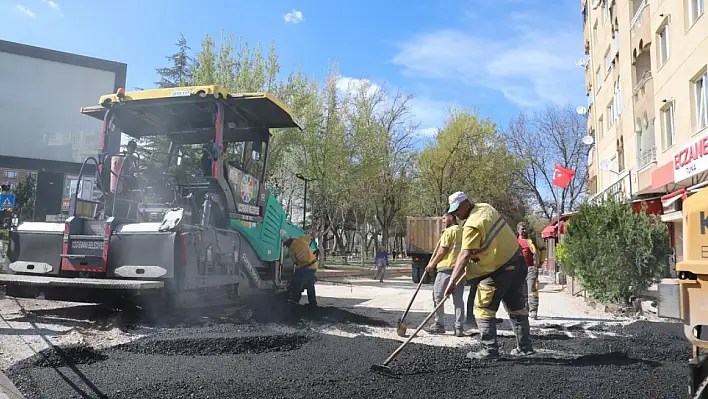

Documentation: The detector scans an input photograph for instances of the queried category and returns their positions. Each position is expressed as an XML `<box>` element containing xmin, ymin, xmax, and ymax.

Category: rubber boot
<box><xmin>466</xmin><ymin>318</ymin><xmax>499</xmax><ymax>360</ymax></box>
<box><xmin>509</xmin><ymin>314</ymin><xmax>534</xmax><ymax>355</ymax></box>
<box><xmin>425</xmin><ymin>323</ymin><xmax>445</xmax><ymax>334</ymax></box>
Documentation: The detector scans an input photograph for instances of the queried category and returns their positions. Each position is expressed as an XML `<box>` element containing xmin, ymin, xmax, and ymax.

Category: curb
<box><xmin>0</xmin><ymin>370</ymin><xmax>24</xmax><ymax>399</ymax></box>
<box><xmin>317</xmin><ymin>267</ymin><xmax>411</xmax><ymax>278</ymax></box>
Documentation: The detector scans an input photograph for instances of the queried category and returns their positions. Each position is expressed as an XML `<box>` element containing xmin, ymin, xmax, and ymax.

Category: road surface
<box><xmin>0</xmin><ymin>275</ymin><xmax>688</xmax><ymax>398</ymax></box>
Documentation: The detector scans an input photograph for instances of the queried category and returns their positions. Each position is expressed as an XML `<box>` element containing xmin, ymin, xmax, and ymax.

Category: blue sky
<box><xmin>1</xmin><ymin>0</ymin><xmax>586</xmax><ymax>141</ymax></box>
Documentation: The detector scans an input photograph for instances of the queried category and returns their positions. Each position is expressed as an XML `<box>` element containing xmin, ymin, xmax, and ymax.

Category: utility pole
<box><xmin>295</xmin><ymin>173</ymin><xmax>318</xmax><ymax>229</ymax></box>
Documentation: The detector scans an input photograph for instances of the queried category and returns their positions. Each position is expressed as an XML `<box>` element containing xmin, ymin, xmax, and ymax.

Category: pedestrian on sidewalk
<box><xmin>424</xmin><ymin>213</ymin><xmax>467</xmax><ymax>337</ymax></box>
<box><xmin>374</xmin><ymin>249</ymin><xmax>388</xmax><ymax>283</ymax></box>
<box><xmin>444</xmin><ymin>191</ymin><xmax>534</xmax><ymax>360</ymax></box>
<box><xmin>517</xmin><ymin>222</ymin><xmax>545</xmax><ymax>320</ymax></box>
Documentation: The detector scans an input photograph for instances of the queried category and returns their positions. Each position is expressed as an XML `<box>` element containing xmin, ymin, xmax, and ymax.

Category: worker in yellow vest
<box><xmin>424</xmin><ymin>213</ymin><xmax>467</xmax><ymax>337</ymax></box>
<box><xmin>444</xmin><ymin>191</ymin><xmax>534</xmax><ymax>360</ymax></box>
<box><xmin>282</xmin><ymin>231</ymin><xmax>319</xmax><ymax>307</ymax></box>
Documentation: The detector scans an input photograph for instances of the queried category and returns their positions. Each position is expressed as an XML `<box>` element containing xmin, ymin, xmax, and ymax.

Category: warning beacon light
<box><xmin>116</xmin><ymin>88</ymin><xmax>126</xmax><ymax>100</ymax></box>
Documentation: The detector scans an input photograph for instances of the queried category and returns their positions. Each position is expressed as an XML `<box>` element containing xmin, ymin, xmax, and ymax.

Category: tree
<box><xmin>415</xmin><ymin>107</ymin><xmax>528</xmax><ymax>223</ymax></box>
<box><xmin>558</xmin><ymin>199</ymin><xmax>670</xmax><ymax>303</ymax></box>
<box><xmin>155</xmin><ymin>33</ymin><xmax>193</xmax><ymax>88</ymax></box>
<box><xmin>14</xmin><ymin>173</ymin><xmax>36</xmax><ymax>221</ymax></box>
<box><xmin>507</xmin><ymin>104</ymin><xmax>589</xmax><ymax>219</ymax></box>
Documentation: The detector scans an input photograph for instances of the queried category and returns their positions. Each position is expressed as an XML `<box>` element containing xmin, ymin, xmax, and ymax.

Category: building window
<box><xmin>598</xmin><ymin>116</ymin><xmax>604</xmax><ymax>140</ymax></box>
<box><xmin>593</xmin><ymin>21</ymin><xmax>599</xmax><ymax>42</ymax></box>
<box><xmin>617</xmin><ymin>136</ymin><xmax>625</xmax><ymax>171</ymax></box>
<box><xmin>596</xmin><ymin>67</ymin><xmax>603</xmax><ymax>90</ymax></box>
<box><xmin>614</xmin><ymin>78</ymin><xmax>622</xmax><ymax>118</ymax></box>
<box><xmin>658</xmin><ymin>25</ymin><xmax>670</xmax><ymax>66</ymax></box>
<box><xmin>661</xmin><ymin>103</ymin><xmax>676</xmax><ymax>149</ymax></box>
<box><xmin>603</xmin><ymin>1</ymin><xmax>610</xmax><ymax>22</ymax></box>
<box><xmin>605</xmin><ymin>47</ymin><xmax>613</xmax><ymax>73</ymax></box>
<box><xmin>689</xmin><ymin>0</ymin><xmax>705</xmax><ymax>25</ymax></box>
<box><xmin>694</xmin><ymin>71</ymin><xmax>708</xmax><ymax>131</ymax></box>
<box><xmin>607</xmin><ymin>100</ymin><xmax>616</xmax><ymax>127</ymax></box>
<box><xmin>3</xmin><ymin>171</ymin><xmax>17</xmax><ymax>179</ymax></box>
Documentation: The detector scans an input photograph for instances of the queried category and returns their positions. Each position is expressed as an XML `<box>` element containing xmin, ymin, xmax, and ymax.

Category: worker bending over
<box><xmin>445</xmin><ymin>192</ymin><xmax>534</xmax><ymax>360</ymax></box>
<box><xmin>424</xmin><ymin>213</ymin><xmax>467</xmax><ymax>337</ymax></box>
<box><xmin>282</xmin><ymin>231</ymin><xmax>319</xmax><ymax>307</ymax></box>
<box><xmin>517</xmin><ymin>222</ymin><xmax>545</xmax><ymax>320</ymax></box>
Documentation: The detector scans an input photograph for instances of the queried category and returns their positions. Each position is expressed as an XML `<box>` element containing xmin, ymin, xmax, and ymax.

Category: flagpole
<box><xmin>555</xmin><ymin>184</ymin><xmax>561</xmax><ymax>277</ymax></box>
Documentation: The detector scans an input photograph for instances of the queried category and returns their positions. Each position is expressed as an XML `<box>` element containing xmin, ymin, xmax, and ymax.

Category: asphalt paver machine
<box><xmin>1</xmin><ymin>85</ymin><xmax>307</xmax><ymax>308</ymax></box>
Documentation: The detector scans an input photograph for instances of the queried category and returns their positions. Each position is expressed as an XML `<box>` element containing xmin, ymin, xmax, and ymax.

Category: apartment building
<box><xmin>582</xmin><ymin>0</ymin><xmax>707</xmax><ymax>268</ymax></box>
<box><xmin>0</xmin><ymin>168</ymin><xmax>33</xmax><ymax>190</ymax></box>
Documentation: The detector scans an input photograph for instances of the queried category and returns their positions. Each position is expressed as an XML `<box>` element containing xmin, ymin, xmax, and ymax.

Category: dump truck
<box><xmin>1</xmin><ymin>85</ymin><xmax>317</xmax><ymax>309</ymax></box>
<box><xmin>406</xmin><ymin>216</ymin><xmax>444</xmax><ymax>284</ymax></box>
<box><xmin>657</xmin><ymin>185</ymin><xmax>708</xmax><ymax>398</ymax></box>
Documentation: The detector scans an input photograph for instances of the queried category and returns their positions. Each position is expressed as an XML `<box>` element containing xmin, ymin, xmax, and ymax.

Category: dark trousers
<box><xmin>466</xmin><ymin>277</ymin><xmax>480</xmax><ymax>324</ymax></box>
<box><xmin>290</xmin><ymin>268</ymin><xmax>317</xmax><ymax>304</ymax></box>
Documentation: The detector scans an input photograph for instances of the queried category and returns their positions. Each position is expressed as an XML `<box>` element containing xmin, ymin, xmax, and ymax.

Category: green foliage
<box><xmin>0</xmin><ymin>228</ymin><xmax>8</xmax><ymax>242</ymax></box>
<box><xmin>413</xmin><ymin>107</ymin><xmax>528</xmax><ymax>223</ymax></box>
<box><xmin>560</xmin><ymin>199</ymin><xmax>670</xmax><ymax>303</ymax></box>
<box><xmin>14</xmin><ymin>174</ymin><xmax>36</xmax><ymax>220</ymax></box>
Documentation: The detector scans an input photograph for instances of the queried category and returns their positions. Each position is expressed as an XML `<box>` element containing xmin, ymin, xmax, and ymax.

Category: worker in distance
<box><xmin>444</xmin><ymin>191</ymin><xmax>534</xmax><ymax>360</ymax></box>
<box><xmin>516</xmin><ymin>221</ymin><xmax>545</xmax><ymax>320</ymax></box>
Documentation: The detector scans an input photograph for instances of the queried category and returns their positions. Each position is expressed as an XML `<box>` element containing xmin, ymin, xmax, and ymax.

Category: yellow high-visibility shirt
<box><xmin>436</xmin><ymin>225</ymin><xmax>462</xmax><ymax>270</ymax></box>
<box><xmin>461</xmin><ymin>203</ymin><xmax>519</xmax><ymax>279</ymax></box>
<box><xmin>289</xmin><ymin>235</ymin><xmax>318</xmax><ymax>271</ymax></box>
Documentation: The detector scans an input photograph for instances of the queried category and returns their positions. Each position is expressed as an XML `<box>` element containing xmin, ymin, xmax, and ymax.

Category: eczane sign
<box><xmin>674</xmin><ymin>132</ymin><xmax>708</xmax><ymax>182</ymax></box>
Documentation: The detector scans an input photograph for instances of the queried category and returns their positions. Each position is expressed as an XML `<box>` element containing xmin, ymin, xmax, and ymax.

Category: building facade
<box><xmin>0</xmin><ymin>168</ymin><xmax>33</xmax><ymax>190</ymax></box>
<box><xmin>582</xmin><ymin>0</ymin><xmax>707</xmax><ymax>270</ymax></box>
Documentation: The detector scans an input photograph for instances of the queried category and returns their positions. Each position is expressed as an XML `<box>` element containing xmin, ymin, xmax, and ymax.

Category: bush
<box><xmin>0</xmin><ymin>228</ymin><xmax>8</xmax><ymax>242</ymax></box>
<box><xmin>561</xmin><ymin>198</ymin><xmax>670</xmax><ymax>304</ymax></box>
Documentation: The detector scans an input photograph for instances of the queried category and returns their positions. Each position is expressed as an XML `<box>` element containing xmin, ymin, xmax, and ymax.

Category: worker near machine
<box><xmin>424</xmin><ymin>212</ymin><xmax>467</xmax><ymax>337</ymax></box>
<box><xmin>282</xmin><ymin>231</ymin><xmax>318</xmax><ymax>307</ymax></box>
<box><xmin>517</xmin><ymin>222</ymin><xmax>545</xmax><ymax>320</ymax></box>
<box><xmin>444</xmin><ymin>191</ymin><xmax>534</xmax><ymax>360</ymax></box>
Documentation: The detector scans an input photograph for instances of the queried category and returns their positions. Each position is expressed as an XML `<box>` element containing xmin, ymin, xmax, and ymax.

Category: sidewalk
<box><xmin>318</xmin><ymin>266</ymin><xmax>410</xmax><ymax>278</ymax></box>
<box><xmin>0</xmin><ymin>370</ymin><xmax>23</xmax><ymax>399</ymax></box>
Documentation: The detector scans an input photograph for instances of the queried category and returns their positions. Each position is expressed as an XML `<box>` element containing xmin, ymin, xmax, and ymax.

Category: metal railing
<box><xmin>630</xmin><ymin>0</ymin><xmax>648</xmax><ymax>38</ymax></box>
<box><xmin>637</xmin><ymin>144</ymin><xmax>657</xmax><ymax>169</ymax></box>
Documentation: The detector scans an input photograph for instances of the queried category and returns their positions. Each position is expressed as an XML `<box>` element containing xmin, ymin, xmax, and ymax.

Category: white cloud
<box><xmin>15</xmin><ymin>5</ymin><xmax>35</xmax><ymax>17</ymax></box>
<box><xmin>335</xmin><ymin>76</ymin><xmax>381</xmax><ymax>97</ymax></box>
<box><xmin>283</xmin><ymin>10</ymin><xmax>304</xmax><ymax>24</ymax></box>
<box><xmin>42</xmin><ymin>0</ymin><xmax>63</xmax><ymax>16</ymax></box>
<box><xmin>416</xmin><ymin>127</ymin><xmax>439</xmax><ymax>137</ymax></box>
<box><xmin>391</xmin><ymin>12</ymin><xmax>583</xmax><ymax>108</ymax></box>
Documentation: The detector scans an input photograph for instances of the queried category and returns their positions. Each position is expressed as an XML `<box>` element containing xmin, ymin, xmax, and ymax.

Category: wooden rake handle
<box><xmin>384</xmin><ymin>273</ymin><xmax>466</xmax><ymax>366</ymax></box>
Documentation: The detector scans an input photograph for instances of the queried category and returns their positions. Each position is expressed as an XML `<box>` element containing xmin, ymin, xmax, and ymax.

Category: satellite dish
<box><xmin>575</xmin><ymin>59</ymin><xmax>587</xmax><ymax>67</ymax></box>
<box><xmin>576</xmin><ymin>106</ymin><xmax>587</xmax><ymax>115</ymax></box>
<box><xmin>582</xmin><ymin>135</ymin><xmax>594</xmax><ymax>145</ymax></box>
<box><xmin>599</xmin><ymin>159</ymin><xmax>612</xmax><ymax>171</ymax></box>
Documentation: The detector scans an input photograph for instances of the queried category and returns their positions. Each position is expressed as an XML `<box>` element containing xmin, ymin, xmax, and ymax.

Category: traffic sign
<box><xmin>0</xmin><ymin>193</ymin><xmax>15</xmax><ymax>210</ymax></box>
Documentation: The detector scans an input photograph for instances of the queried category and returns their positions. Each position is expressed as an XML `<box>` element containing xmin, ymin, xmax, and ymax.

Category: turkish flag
<box><xmin>552</xmin><ymin>164</ymin><xmax>575</xmax><ymax>189</ymax></box>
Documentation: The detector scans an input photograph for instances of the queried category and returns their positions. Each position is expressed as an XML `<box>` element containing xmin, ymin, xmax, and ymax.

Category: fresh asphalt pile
<box><xmin>5</xmin><ymin>299</ymin><xmax>689</xmax><ymax>399</ymax></box>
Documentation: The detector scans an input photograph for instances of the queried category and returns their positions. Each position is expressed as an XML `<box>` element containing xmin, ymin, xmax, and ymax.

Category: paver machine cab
<box><xmin>658</xmin><ymin>186</ymin><xmax>708</xmax><ymax>398</ymax></box>
<box><xmin>1</xmin><ymin>85</ymin><xmax>309</xmax><ymax>308</ymax></box>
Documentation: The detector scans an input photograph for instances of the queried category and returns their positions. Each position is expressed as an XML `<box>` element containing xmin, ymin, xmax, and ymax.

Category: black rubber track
<box><xmin>4</xmin><ymin>308</ymin><xmax>690</xmax><ymax>399</ymax></box>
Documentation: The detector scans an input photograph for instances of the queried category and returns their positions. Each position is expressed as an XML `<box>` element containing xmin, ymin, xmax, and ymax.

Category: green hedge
<box><xmin>560</xmin><ymin>198</ymin><xmax>670</xmax><ymax>304</ymax></box>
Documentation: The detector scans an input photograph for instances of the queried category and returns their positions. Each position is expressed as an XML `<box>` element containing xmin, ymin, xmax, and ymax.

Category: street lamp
<box><xmin>295</xmin><ymin>173</ymin><xmax>318</xmax><ymax>228</ymax></box>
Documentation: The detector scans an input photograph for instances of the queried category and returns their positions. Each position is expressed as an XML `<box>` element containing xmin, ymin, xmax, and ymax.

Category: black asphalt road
<box><xmin>5</xmin><ymin>302</ymin><xmax>689</xmax><ymax>399</ymax></box>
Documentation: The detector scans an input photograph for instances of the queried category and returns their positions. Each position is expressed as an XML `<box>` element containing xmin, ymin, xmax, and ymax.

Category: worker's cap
<box><xmin>447</xmin><ymin>191</ymin><xmax>468</xmax><ymax>213</ymax></box>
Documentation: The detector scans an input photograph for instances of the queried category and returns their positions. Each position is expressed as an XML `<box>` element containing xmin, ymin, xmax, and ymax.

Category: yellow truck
<box><xmin>406</xmin><ymin>216</ymin><xmax>444</xmax><ymax>284</ymax></box>
<box><xmin>658</xmin><ymin>186</ymin><xmax>708</xmax><ymax>397</ymax></box>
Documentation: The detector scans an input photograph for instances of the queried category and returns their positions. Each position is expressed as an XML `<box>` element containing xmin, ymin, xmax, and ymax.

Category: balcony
<box><xmin>632</xmin><ymin>70</ymin><xmax>654</xmax><ymax>122</ymax></box>
<box><xmin>630</xmin><ymin>0</ymin><xmax>651</xmax><ymax>58</ymax></box>
<box><xmin>635</xmin><ymin>120</ymin><xmax>657</xmax><ymax>193</ymax></box>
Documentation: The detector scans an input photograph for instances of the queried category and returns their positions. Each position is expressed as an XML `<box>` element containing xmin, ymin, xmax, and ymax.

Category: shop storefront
<box><xmin>650</xmin><ymin>131</ymin><xmax>708</xmax><ymax>277</ymax></box>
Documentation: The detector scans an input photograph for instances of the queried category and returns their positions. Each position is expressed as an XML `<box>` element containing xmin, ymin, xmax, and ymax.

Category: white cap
<box><xmin>447</xmin><ymin>191</ymin><xmax>468</xmax><ymax>213</ymax></box>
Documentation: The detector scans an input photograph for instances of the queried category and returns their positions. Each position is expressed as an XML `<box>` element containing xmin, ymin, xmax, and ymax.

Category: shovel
<box><xmin>372</xmin><ymin>274</ymin><xmax>466</xmax><ymax>377</ymax></box>
<box><xmin>396</xmin><ymin>270</ymin><xmax>428</xmax><ymax>337</ymax></box>
<box><xmin>396</xmin><ymin>242</ymin><xmax>440</xmax><ymax>337</ymax></box>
